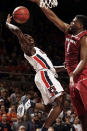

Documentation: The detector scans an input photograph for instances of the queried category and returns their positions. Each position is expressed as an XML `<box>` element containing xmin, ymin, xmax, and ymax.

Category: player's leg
<box><xmin>24</xmin><ymin>96</ymin><xmax>52</xmax><ymax>112</ymax></box>
<box><xmin>41</xmin><ymin>95</ymin><xmax>63</xmax><ymax>131</ymax></box>
<box><xmin>18</xmin><ymin>93</ymin><xmax>63</xmax><ymax>131</ymax></box>
<box><xmin>17</xmin><ymin>94</ymin><xmax>52</xmax><ymax>117</ymax></box>
<box><xmin>39</xmin><ymin>70</ymin><xmax>64</xmax><ymax>131</ymax></box>
<box><xmin>77</xmin><ymin>79</ymin><xmax>87</xmax><ymax>131</ymax></box>
<box><xmin>35</xmin><ymin>103</ymin><xmax>52</xmax><ymax>112</ymax></box>
<box><xmin>70</xmin><ymin>84</ymin><xmax>87</xmax><ymax>131</ymax></box>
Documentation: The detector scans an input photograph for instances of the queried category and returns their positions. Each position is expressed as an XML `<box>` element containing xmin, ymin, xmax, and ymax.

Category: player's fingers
<box><xmin>7</xmin><ymin>14</ymin><xmax>12</xmax><ymax>19</ymax></box>
<box><xmin>9</xmin><ymin>16</ymin><xmax>12</xmax><ymax>20</ymax></box>
<box><xmin>8</xmin><ymin>14</ymin><xmax>10</xmax><ymax>18</ymax></box>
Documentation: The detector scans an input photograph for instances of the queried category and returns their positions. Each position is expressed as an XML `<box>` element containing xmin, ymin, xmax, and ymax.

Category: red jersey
<box><xmin>65</xmin><ymin>30</ymin><xmax>87</xmax><ymax>82</ymax></box>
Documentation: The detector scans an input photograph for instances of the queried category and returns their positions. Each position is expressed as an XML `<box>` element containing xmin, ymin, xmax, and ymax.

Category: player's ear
<box><xmin>80</xmin><ymin>23</ymin><xmax>83</xmax><ymax>28</ymax></box>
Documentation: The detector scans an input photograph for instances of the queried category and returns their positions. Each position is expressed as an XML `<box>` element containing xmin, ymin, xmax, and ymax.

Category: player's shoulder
<box><xmin>34</xmin><ymin>47</ymin><xmax>46</xmax><ymax>55</ymax></box>
<box><xmin>80</xmin><ymin>35</ymin><xmax>87</xmax><ymax>46</ymax></box>
<box><xmin>81</xmin><ymin>35</ymin><xmax>87</xmax><ymax>41</ymax></box>
<box><xmin>34</xmin><ymin>46</ymin><xmax>39</xmax><ymax>50</ymax></box>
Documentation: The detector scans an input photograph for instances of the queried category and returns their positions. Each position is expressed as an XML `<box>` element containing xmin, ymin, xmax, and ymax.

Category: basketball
<box><xmin>13</xmin><ymin>6</ymin><xmax>30</xmax><ymax>24</ymax></box>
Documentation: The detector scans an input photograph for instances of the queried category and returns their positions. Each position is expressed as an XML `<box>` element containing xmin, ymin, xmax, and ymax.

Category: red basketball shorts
<box><xmin>70</xmin><ymin>78</ymin><xmax>87</xmax><ymax>116</ymax></box>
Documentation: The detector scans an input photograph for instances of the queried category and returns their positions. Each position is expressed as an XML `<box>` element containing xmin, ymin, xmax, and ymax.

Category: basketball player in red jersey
<box><xmin>29</xmin><ymin>0</ymin><xmax>87</xmax><ymax>130</ymax></box>
<box><xmin>6</xmin><ymin>14</ymin><xmax>65</xmax><ymax>131</ymax></box>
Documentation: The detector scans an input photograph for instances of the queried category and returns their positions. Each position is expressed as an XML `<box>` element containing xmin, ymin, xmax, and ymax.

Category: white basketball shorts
<box><xmin>34</xmin><ymin>69</ymin><xmax>64</xmax><ymax>105</ymax></box>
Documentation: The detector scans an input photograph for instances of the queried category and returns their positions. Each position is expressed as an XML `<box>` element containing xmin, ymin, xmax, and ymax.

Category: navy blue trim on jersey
<box><xmin>44</xmin><ymin>71</ymin><xmax>58</xmax><ymax>95</ymax></box>
<box><xmin>44</xmin><ymin>71</ymin><xmax>53</xmax><ymax>86</ymax></box>
<box><xmin>36</xmin><ymin>54</ymin><xmax>50</xmax><ymax>69</ymax></box>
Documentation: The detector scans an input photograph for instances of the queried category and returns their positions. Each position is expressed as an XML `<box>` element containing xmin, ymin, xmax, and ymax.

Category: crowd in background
<box><xmin>0</xmin><ymin>20</ymin><xmax>83</xmax><ymax>131</ymax></box>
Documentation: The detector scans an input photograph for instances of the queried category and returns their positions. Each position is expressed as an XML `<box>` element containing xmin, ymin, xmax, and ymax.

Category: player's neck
<box><xmin>73</xmin><ymin>28</ymin><xmax>84</xmax><ymax>35</ymax></box>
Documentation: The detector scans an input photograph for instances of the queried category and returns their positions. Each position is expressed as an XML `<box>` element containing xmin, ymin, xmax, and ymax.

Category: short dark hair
<box><xmin>76</xmin><ymin>15</ymin><xmax>87</xmax><ymax>30</ymax></box>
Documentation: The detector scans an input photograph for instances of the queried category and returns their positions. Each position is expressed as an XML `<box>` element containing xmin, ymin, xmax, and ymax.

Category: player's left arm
<box><xmin>70</xmin><ymin>36</ymin><xmax>87</xmax><ymax>82</ymax></box>
<box><xmin>6</xmin><ymin>14</ymin><xmax>24</xmax><ymax>39</ymax></box>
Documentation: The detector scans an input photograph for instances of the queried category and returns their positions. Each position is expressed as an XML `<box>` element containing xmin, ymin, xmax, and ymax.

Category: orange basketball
<box><xmin>13</xmin><ymin>6</ymin><xmax>30</xmax><ymax>24</ymax></box>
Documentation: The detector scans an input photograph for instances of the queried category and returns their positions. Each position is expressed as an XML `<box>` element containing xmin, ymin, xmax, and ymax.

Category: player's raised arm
<box><xmin>6</xmin><ymin>14</ymin><xmax>35</xmax><ymax>56</ymax></box>
<box><xmin>29</xmin><ymin>0</ymin><xmax>69</xmax><ymax>33</ymax></box>
<box><xmin>6</xmin><ymin>14</ymin><xmax>24</xmax><ymax>39</ymax></box>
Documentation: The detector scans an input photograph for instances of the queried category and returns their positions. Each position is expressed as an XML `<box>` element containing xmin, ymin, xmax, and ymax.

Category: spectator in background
<box><xmin>37</xmin><ymin>112</ymin><xmax>44</xmax><ymax>127</ymax></box>
<box><xmin>47</xmin><ymin>127</ymin><xmax>55</xmax><ymax>131</ymax></box>
<box><xmin>31</xmin><ymin>113</ymin><xmax>41</xmax><ymax>130</ymax></box>
<box><xmin>18</xmin><ymin>125</ymin><xmax>26</xmax><ymax>131</ymax></box>
<box><xmin>63</xmin><ymin>115</ymin><xmax>75</xmax><ymax>131</ymax></box>
<box><xmin>0</xmin><ymin>113</ymin><xmax>12</xmax><ymax>131</ymax></box>
<box><xmin>63</xmin><ymin>99</ymin><xmax>71</xmax><ymax>111</ymax></box>
<box><xmin>36</xmin><ymin>128</ymin><xmax>41</xmax><ymax>131</ymax></box>
<box><xmin>53</xmin><ymin>117</ymin><xmax>64</xmax><ymax>131</ymax></box>
<box><xmin>12</xmin><ymin>115</ymin><xmax>23</xmax><ymax>131</ymax></box>
<box><xmin>16</xmin><ymin>93</ymin><xmax>22</xmax><ymax>105</ymax></box>
<box><xmin>0</xmin><ymin>105</ymin><xmax>6</xmax><ymax>122</ymax></box>
<box><xmin>0</xmin><ymin>99</ymin><xmax>4</xmax><ymax>106</ymax></box>
<box><xmin>7</xmin><ymin>104</ymin><xmax>17</xmax><ymax>125</ymax></box>
<box><xmin>22</xmin><ymin>113</ymin><xmax>33</xmax><ymax>131</ymax></box>
<box><xmin>73</xmin><ymin>116</ymin><xmax>82</xmax><ymax>131</ymax></box>
<box><xmin>0</xmin><ymin>88</ymin><xmax>10</xmax><ymax>112</ymax></box>
<box><xmin>10</xmin><ymin>87</ymin><xmax>19</xmax><ymax>104</ymax></box>
<box><xmin>0</xmin><ymin>105</ymin><xmax>6</xmax><ymax>114</ymax></box>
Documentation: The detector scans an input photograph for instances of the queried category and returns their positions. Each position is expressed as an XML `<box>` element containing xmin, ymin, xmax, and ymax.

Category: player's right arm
<box><xmin>6</xmin><ymin>14</ymin><xmax>24</xmax><ymax>39</ymax></box>
<box><xmin>29</xmin><ymin>0</ymin><xmax>70</xmax><ymax>33</ymax></box>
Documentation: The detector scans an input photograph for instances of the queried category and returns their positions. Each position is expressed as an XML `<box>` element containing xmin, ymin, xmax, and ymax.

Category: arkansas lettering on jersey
<box><xmin>24</xmin><ymin>47</ymin><xmax>56</xmax><ymax>73</ymax></box>
<box><xmin>65</xmin><ymin>30</ymin><xmax>87</xmax><ymax>75</ymax></box>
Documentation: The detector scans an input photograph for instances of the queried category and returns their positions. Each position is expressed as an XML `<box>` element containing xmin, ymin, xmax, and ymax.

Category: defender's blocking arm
<box><xmin>29</xmin><ymin>0</ymin><xmax>70</xmax><ymax>33</ymax></box>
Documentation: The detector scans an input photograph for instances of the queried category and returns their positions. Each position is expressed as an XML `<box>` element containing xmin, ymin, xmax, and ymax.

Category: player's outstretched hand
<box><xmin>6</xmin><ymin>14</ymin><xmax>12</xmax><ymax>24</ymax></box>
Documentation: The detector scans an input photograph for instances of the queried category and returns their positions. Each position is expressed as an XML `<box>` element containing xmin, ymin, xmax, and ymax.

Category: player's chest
<box><xmin>65</xmin><ymin>38</ymin><xmax>80</xmax><ymax>53</ymax></box>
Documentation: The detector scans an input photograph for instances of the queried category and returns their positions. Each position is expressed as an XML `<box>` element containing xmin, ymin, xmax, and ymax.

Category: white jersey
<box><xmin>24</xmin><ymin>47</ymin><xmax>56</xmax><ymax>74</ymax></box>
<box><xmin>24</xmin><ymin>47</ymin><xmax>63</xmax><ymax>105</ymax></box>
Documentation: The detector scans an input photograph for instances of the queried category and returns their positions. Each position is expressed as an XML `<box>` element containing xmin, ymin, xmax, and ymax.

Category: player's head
<box><xmin>24</xmin><ymin>34</ymin><xmax>35</xmax><ymax>46</ymax></box>
<box><xmin>20</xmin><ymin>34</ymin><xmax>35</xmax><ymax>55</ymax></box>
<box><xmin>69</xmin><ymin>15</ymin><xmax>87</xmax><ymax>34</ymax></box>
<box><xmin>75</xmin><ymin>15</ymin><xmax>87</xmax><ymax>30</ymax></box>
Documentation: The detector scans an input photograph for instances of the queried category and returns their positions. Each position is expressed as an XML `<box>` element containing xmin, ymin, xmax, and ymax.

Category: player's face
<box><xmin>68</xmin><ymin>17</ymin><xmax>82</xmax><ymax>34</ymax></box>
<box><xmin>24</xmin><ymin>34</ymin><xmax>35</xmax><ymax>45</ymax></box>
<box><xmin>21</xmin><ymin>34</ymin><xmax>35</xmax><ymax>55</ymax></box>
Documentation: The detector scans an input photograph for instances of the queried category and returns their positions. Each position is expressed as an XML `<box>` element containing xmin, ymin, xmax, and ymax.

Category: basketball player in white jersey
<box><xmin>6</xmin><ymin>14</ymin><xmax>65</xmax><ymax>131</ymax></box>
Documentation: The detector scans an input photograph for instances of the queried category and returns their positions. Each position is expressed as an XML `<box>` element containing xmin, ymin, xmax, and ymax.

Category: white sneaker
<box><xmin>17</xmin><ymin>103</ymin><xmax>24</xmax><ymax>117</ymax></box>
<box><xmin>17</xmin><ymin>99</ymin><xmax>31</xmax><ymax>117</ymax></box>
<box><xmin>24</xmin><ymin>99</ymin><xmax>31</xmax><ymax>111</ymax></box>
<box><xmin>20</xmin><ymin>95</ymin><xmax>28</xmax><ymax>105</ymax></box>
